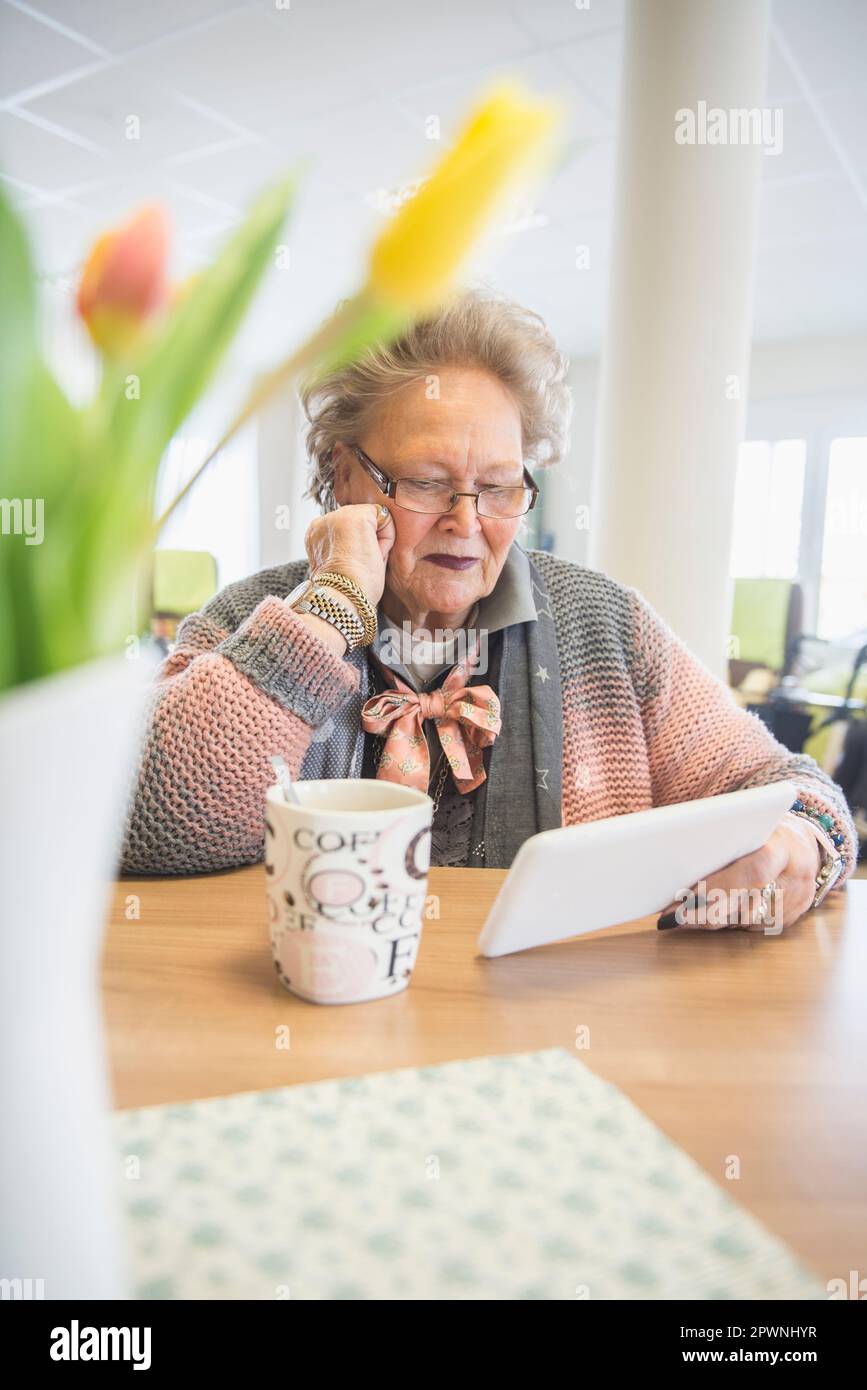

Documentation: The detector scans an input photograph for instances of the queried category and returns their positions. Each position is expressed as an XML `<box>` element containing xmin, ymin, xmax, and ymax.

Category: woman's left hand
<box><xmin>657</xmin><ymin>815</ymin><xmax>821</xmax><ymax>932</ymax></box>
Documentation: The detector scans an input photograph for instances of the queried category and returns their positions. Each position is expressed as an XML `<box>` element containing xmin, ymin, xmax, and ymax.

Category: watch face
<box><xmin>286</xmin><ymin>579</ymin><xmax>313</xmax><ymax>607</ymax></box>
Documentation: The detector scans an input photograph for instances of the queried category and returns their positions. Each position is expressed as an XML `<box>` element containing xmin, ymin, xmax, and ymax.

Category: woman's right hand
<box><xmin>304</xmin><ymin>502</ymin><xmax>396</xmax><ymax>608</ymax></box>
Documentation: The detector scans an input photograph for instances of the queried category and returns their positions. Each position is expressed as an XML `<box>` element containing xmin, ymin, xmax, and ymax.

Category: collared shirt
<box><xmin>370</xmin><ymin>541</ymin><xmax>539</xmax><ymax>692</ymax></box>
<box><xmin>362</xmin><ymin>544</ymin><xmax>540</xmax><ymax>870</ymax></box>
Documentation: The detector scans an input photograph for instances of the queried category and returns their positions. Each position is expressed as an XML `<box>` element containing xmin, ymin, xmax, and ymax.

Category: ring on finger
<box><xmin>753</xmin><ymin>879</ymin><xmax>779</xmax><ymax>927</ymax></box>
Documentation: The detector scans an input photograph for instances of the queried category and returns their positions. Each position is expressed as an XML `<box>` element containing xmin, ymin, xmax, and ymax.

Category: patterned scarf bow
<box><xmin>360</xmin><ymin>644</ymin><xmax>502</xmax><ymax>796</ymax></box>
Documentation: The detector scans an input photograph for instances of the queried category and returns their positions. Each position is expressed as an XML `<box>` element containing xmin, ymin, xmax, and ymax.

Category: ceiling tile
<box><xmin>504</xmin><ymin>0</ymin><xmax>624</xmax><ymax>45</ymax></box>
<box><xmin>19</xmin><ymin>0</ymin><xmax>240</xmax><ymax>55</ymax></box>
<box><xmin>55</xmin><ymin>165</ymin><xmax>238</xmax><ymax>247</ymax></box>
<box><xmin>172</xmin><ymin>216</ymin><xmax>256</xmax><ymax>281</ymax></box>
<box><xmin>502</xmin><ymin>266</ymin><xmax>610</xmax><ymax>357</ymax></box>
<box><xmin>817</xmin><ymin>85</ymin><xmax>867</xmax><ymax>177</ymax></box>
<box><xmin>0</xmin><ymin>3</ymin><xmax>100</xmax><ymax>102</ymax></box>
<box><xmin>753</xmin><ymin>235</ymin><xmax>867</xmax><ymax>339</ymax></box>
<box><xmin>7</xmin><ymin>0</ymin><xmax>867</xmax><ymax>360</ymax></box>
<box><xmin>167</xmin><ymin>136</ymin><xmax>299</xmax><ymax>212</ymax></box>
<box><xmin>758</xmin><ymin>172</ymin><xmax>867</xmax><ymax>248</ymax></box>
<box><xmin>771</xmin><ymin>0</ymin><xmax>867</xmax><ymax>94</ymax></box>
<box><xmin>20</xmin><ymin>197</ymin><xmax>97</xmax><ymax>274</ymax></box>
<box><xmin>304</xmin><ymin>102</ymin><xmax>437</xmax><ymax>204</ymax></box>
<box><xmin>153</xmin><ymin>7</ymin><xmax>345</xmax><ymax>128</ymax></box>
<box><xmin>249</xmin><ymin>0</ymin><xmax>535</xmax><ymax>91</ymax></box>
<box><xmin>553</xmin><ymin>28</ymin><xmax>624</xmax><ymax>119</ymax></box>
<box><xmin>229</xmin><ymin>248</ymin><xmax>364</xmax><ymax>369</ymax></box>
<box><xmin>764</xmin><ymin>32</ymin><xmax>804</xmax><ymax>104</ymax></box>
<box><xmin>548</xmin><ymin>210</ymin><xmax>611</xmax><ymax>277</ymax></box>
<box><xmin>480</xmin><ymin>214</ymin><xmax>577</xmax><ymax>280</ymax></box>
<box><xmin>394</xmin><ymin>50</ymin><xmax>613</xmax><ymax>150</ymax></box>
<box><xmin>760</xmin><ymin>100</ymin><xmax>838</xmax><ymax>183</ymax></box>
<box><xmin>20</xmin><ymin>62</ymin><xmax>233</xmax><ymax>167</ymax></box>
<box><xmin>543</xmin><ymin>139</ymin><xmax>616</xmax><ymax>220</ymax></box>
<box><xmin>0</xmin><ymin>108</ymin><xmax>108</xmax><ymax>191</ymax></box>
<box><xmin>125</xmin><ymin>0</ymin><xmax>536</xmax><ymax>134</ymax></box>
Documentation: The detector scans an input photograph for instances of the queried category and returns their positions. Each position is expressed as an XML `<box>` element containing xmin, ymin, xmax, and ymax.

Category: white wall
<box><xmin>538</xmin><ymin>358</ymin><xmax>599</xmax><ymax>567</ymax></box>
<box><xmin>749</xmin><ymin>336</ymin><xmax>867</xmax><ymax>400</ymax></box>
<box><xmin>539</xmin><ymin>335</ymin><xmax>867</xmax><ymax>570</ymax></box>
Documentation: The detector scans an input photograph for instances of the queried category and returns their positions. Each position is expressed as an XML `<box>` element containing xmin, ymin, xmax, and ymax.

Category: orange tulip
<box><xmin>77</xmin><ymin>204</ymin><xmax>171</xmax><ymax>355</ymax></box>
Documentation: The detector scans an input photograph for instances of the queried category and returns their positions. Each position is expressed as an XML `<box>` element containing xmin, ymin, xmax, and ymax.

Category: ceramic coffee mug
<box><xmin>265</xmin><ymin>779</ymin><xmax>434</xmax><ymax>1005</ymax></box>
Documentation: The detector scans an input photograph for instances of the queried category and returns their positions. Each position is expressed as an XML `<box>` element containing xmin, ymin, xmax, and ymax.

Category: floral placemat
<box><xmin>114</xmin><ymin>1048</ymin><xmax>823</xmax><ymax>1300</ymax></box>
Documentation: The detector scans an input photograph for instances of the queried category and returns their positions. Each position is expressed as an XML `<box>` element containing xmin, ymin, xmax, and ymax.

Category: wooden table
<box><xmin>103</xmin><ymin>868</ymin><xmax>867</xmax><ymax>1284</ymax></box>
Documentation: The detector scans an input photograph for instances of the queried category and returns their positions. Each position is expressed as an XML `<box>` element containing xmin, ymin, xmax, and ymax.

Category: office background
<box><xmin>3</xmin><ymin>0</ymin><xmax>866</xmax><ymax>660</ymax></box>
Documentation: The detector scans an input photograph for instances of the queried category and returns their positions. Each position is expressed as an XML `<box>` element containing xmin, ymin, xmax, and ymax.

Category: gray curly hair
<box><xmin>300</xmin><ymin>287</ymin><xmax>572</xmax><ymax>511</ymax></box>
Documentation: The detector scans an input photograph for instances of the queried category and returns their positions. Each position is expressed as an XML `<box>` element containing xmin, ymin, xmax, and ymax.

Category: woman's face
<box><xmin>331</xmin><ymin>366</ymin><xmax>525</xmax><ymax>625</ymax></box>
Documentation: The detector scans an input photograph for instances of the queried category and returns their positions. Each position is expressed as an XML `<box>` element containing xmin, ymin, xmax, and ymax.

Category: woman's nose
<box><xmin>441</xmin><ymin>494</ymin><xmax>481</xmax><ymax>535</ymax></box>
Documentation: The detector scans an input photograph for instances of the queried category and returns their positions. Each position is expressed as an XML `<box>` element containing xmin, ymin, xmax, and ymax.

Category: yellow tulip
<box><xmin>159</xmin><ymin>83</ymin><xmax>565</xmax><ymax>536</ymax></box>
<box><xmin>366</xmin><ymin>80</ymin><xmax>563</xmax><ymax>313</ymax></box>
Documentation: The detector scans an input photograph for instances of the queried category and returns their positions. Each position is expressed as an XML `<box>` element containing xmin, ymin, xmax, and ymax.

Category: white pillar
<box><xmin>256</xmin><ymin>383</ymin><xmax>318</xmax><ymax>569</ymax></box>
<box><xmin>590</xmin><ymin>0</ymin><xmax>770</xmax><ymax>678</ymax></box>
<box><xmin>544</xmin><ymin>359</ymin><xmax>599</xmax><ymax>566</ymax></box>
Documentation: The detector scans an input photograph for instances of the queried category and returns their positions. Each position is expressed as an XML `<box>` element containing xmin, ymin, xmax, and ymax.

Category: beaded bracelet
<box><xmin>788</xmin><ymin>798</ymin><xmax>848</xmax><ymax>859</ymax></box>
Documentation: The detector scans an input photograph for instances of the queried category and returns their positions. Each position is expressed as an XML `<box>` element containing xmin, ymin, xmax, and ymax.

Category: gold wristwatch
<box><xmin>285</xmin><ymin>576</ymin><xmax>375</xmax><ymax>652</ymax></box>
<box><xmin>311</xmin><ymin>571</ymin><xmax>378</xmax><ymax>646</ymax></box>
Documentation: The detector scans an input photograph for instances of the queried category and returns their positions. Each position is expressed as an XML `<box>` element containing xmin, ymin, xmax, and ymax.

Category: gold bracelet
<box><xmin>297</xmin><ymin>590</ymin><xmax>365</xmax><ymax>652</ymax></box>
<box><xmin>311</xmin><ymin>570</ymin><xmax>377</xmax><ymax>647</ymax></box>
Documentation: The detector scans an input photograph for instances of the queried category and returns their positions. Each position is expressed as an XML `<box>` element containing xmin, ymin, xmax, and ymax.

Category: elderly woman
<box><xmin>121</xmin><ymin>290</ymin><xmax>857</xmax><ymax>929</ymax></box>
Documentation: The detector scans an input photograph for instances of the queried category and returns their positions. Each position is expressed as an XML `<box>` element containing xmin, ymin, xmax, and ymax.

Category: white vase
<box><xmin>0</xmin><ymin>652</ymin><xmax>155</xmax><ymax>1299</ymax></box>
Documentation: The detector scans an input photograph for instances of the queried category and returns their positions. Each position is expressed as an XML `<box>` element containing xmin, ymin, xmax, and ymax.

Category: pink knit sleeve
<box><xmin>120</xmin><ymin>597</ymin><xmax>359</xmax><ymax>875</ymax></box>
<box><xmin>629</xmin><ymin>588</ymin><xmax>859</xmax><ymax>889</ymax></box>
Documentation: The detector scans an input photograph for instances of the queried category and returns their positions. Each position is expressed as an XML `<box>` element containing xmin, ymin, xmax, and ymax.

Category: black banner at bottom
<box><xmin>3</xmin><ymin>1296</ymin><xmax>863</xmax><ymax>1373</ymax></box>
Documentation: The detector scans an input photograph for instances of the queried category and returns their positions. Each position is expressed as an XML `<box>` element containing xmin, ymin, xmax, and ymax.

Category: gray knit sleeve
<box><xmin>119</xmin><ymin>564</ymin><xmax>359</xmax><ymax>876</ymax></box>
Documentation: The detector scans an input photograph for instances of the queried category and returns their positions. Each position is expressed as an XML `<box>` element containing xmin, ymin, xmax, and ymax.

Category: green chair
<box><xmin>728</xmin><ymin>578</ymin><xmax>802</xmax><ymax>686</ymax></box>
<box><xmin>753</xmin><ymin>631</ymin><xmax>867</xmax><ymax>768</ymax></box>
<box><xmin>800</xmin><ymin>664</ymin><xmax>867</xmax><ymax>772</ymax></box>
<box><xmin>789</xmin><ymin>641</ymin><xmax>867</xmax><ymax>768</ymax></box>
<box><xmin>151</xmin><ymin>550</ymin><xmax>218</xmax><ymax>644</ymax></box>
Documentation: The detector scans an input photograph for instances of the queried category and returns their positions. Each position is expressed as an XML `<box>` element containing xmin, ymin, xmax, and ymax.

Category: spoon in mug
<box><xmin>270</xmin><ymin>754</ymin><xmax>300</xmax><ymax>804</ymax></box>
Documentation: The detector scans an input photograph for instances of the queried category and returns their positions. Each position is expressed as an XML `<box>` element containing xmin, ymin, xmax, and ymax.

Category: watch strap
<box><xmin>296</xmin><ymin>588</ymin><xmax>365</xmax><ymax>652</ymax></box>
<box><xmin>310</xmin><ymin>570</ymin><xmax>377</xmax><ymax>646</ymax></box>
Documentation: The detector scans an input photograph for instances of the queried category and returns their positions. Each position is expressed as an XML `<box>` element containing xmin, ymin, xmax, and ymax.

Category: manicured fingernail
<box><xmin>657</xmin><ymin>911</ymin><xmax>680</xmax><ymax>930</ymax></box>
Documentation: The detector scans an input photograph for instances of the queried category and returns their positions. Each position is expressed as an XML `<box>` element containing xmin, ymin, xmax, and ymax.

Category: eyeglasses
<box><xmin>349</xmin><ymin>445</ymin><xmax>539</xmax><ymax>519</ymax></box>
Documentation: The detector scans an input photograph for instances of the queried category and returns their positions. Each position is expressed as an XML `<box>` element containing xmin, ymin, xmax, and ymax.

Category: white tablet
<box><xmin>477</xmin><ymin>780</ymin><xmax>797</xmax><ymax>957</ymax></box>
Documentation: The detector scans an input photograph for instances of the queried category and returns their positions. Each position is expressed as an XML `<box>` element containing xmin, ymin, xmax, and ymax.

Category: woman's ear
<box><xmin>330</xmin><ymin>442</ymin><xmax>351</xmax><ymax>505</ymax></box>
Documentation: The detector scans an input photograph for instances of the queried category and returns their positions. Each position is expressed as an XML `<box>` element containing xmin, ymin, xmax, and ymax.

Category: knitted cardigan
<box><xmin>120</xmin><ymin>550</ymin><xmax>859</xmax><ymax>885</ymax></box>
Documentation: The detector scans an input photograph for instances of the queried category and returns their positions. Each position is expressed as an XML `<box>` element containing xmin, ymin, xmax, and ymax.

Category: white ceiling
<box><xmin>2</xmin><ymin>0</ymin><xmax>867</xmax><ymax>366</ymax></box>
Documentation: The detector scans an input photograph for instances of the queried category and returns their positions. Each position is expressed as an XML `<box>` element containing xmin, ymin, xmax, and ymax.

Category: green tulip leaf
<box><xmin>105</xmin><ymin>172</ymin><xmax>297</xmax><ymax>469</ymax></box>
